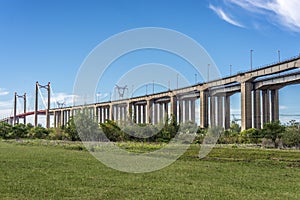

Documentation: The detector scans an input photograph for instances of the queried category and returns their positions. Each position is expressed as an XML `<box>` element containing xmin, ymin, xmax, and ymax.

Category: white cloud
<box><xmin>0</xmin><ymin>88</ymin><xmax>9</xmax><ymax>96</ymax></box>
<box><xmin>209</xmin><ymin>4</ymin><xmax>244</xmax><ymax>28</ymax></box>
<box><xmin>0</xmin><ymin>100</ymin><xmax>13</xmax><ymax>119</ymax></box>
<box><xmin>51</xmin><ymin>92</ymin><xmax>76</xmax><ymax>107</ymax></box>
<box><xmin>279</xmin><ymin>105</ymin><xmax>287</xmax><ymax>110</ymax></box>
<box><xmin>226</xmin><ymin>0</ymin><xmax>300</xmax><ymax>32</ymax></box>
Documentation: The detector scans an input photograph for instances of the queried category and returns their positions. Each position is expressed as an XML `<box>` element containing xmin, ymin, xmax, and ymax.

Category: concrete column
<box><xmin>217</xmin><ymin>96</ymin><xmax>224</xmax><ymax>127</ymax></box>
<box><xmin>117</xmin><ymin>106</ymin><xmax>121</xmax><ymax>121</ymax></box>
<box><xmin>164</xmin><ymin>102</ymin><xmax>169</xmax><ymax>121</ymax></box>
<box><xmin>142</xmin><ymin>104</ymin><xmax>146</xmax><ymax>124</ymax></box>
<box><xmin>57</xmin><ymin>110</ymin><xmax>62</xmax><ymax>127</ymax></box>
<box><xmin>122</xmin><ymin>106</ymin><xmax>126</xmax><ymax>121</ymax></box>
<box><xmin>224</xmin><ymin>95</ymin><xmax>231</xmax><ymax>129</ymax></box>
<box><xmin>241</xmin><ymin>82</ymin><xmax>252</xmax><ymax>131</ymax></box>
<box><xmin>200</xmin><ymin>90</ymin><xmax>208</xmax><ymax>128</ymax></box>
<box><xmin>104</xmin><ymin>107</ymin><xmax>108</xmax><ymax>122</ymax></box>
<box><xmin>127</xmin><ymin>102</ymin><xmax>132</xmax><ymax>122</ymax></box>
<box><xmin>60</xmin><ymin>110</ymin><xmax>63</xmax><ymax>127</ymax></box>
<box><xmin>146</xmin><ymin>100</ymin><xmax>151</xmax><ymax>124</ymax></box>
<box><xmin>271</xmin><ymin>89</ymin><xmax>279</xmax><ymax>122</ymax></box>
<box><xmin>137</xmin><ymin>105</ymin><xmax>141</xmax><ymax>124</ymax></box>
<box><xmin>184</xmin><ymin>100</ymin><xmax>189</xmax><ymax>122</ymax></box>
<box><xmin>253</xmin><ymin>90</ymin><xmax>261</xmax><ymax>129</ymax></box>
<box><xmin>179</xmin><ymin>99</ymin><xmax>183</xmax><ymax>123</ymax></box>
<box><xmin>170</xmin><ymin>96</ymin><xmax>177</xmax><ymax>122</ymax></box>
<box><xmin>54</xmin><ymin>111</ymin><xmax>57</xmax><ymax>128</ymax></box>
<box><xmin>153</xmin><ymin>103</ymin><xmax>158</xmax><ymax>124</ymax></box>
<box><xmin>132</xmin><ymin>104</ymin><xmax>136</xmax><ymax>123</ymax></box>
<box><xmin>102</xmin><ymin>107</ymin><xmax>105</xmax><ymax>122</ymax></box>
<box><xmin>191</xmin><ymin>98</ymin><xmax>196</xmax><ymax>123</ymax></box>
<box><xmin>262</xmin><ymin>90</ymin><xmax>270</xmax><ymax>125</ymax></box>
<box><xmin>210</xmin><ymin>96</ymin><xmax>216</xmax><ymax>127</ymax></box>
<box><xmin>109</xmin><ymin>105</ymin><xmax>113</xmax><ymax>121</ymax></box>
<box><xmin>94</xmin><ymin>106</ymin><xmax>97</xmax><ymax>122</ymax></box>
<box><xmin>99</xmin><ymin>107</ymin><xmax>102</xmax><ymax>123</ymax></box>
<box><xmin>159</xmin><ymin>103</ymin><xmax>164</xmax><ymax>123</ymax></box>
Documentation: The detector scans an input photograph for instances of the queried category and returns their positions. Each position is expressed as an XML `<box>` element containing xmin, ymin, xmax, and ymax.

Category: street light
<box><xmin>152</xmin><ymin>80</ymin><xmax>154</xmax><ymax>94</ymax></box>
<box><xmin>96</xmin><ymin>92</ymin><xmax>101</xmax><ymax>102</ymax></box>
<box><xmin>176</xmin><ymin>74</ymin><xmax>179</xmax><ymax>89</ymax></box>
<box><xmin>230</xmin><ymin>64</ymin><xmax>232</xmax><ymax>76</ymax></box>
<box><xmin>250</xmin><ymin>49</ymin><xmax>254</xmax><ymax>70</ymax></box>
<box><xmin>207</xmin><ymin>64</ymin><xmax>210</xmax><ymax>81</ymax></box>
<box><xmin>146</xmin><ymin>84</ymin><xmax>148</xmax><ymax>95</ymax></box>
<box><xmin>278</xmin><ymin>50</ymin><xmax>281</xmax><ymax>62</ymax></box>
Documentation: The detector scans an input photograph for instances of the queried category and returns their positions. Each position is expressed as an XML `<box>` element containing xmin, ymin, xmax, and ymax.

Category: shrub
<box><xmin>240</xmin><ymin>128</ymin><xmax>261</xmax><ymax>144</ymax></box>
<box><xmin>10</xmin><ymin>123</ymin><xmax>29</xmax><ymax>139</ymax></box>
<box><xmin>64</xmin><ymin>117</ymin><xmax>80</xmax><ymax>141</ymax></box>
<box><xmin>28</xmin><ymin>125</ymin><xmax>49</xmax><ymax>139</ymax></box>
<box><xmin>0</xmin><ymin>122</ymin><xmax>12</xmax><ymax>139</ymax></box>
<box><xmin>282</xmin><ymin>127</ymin><xmax>300</xmax><ymax>148</ymax></box>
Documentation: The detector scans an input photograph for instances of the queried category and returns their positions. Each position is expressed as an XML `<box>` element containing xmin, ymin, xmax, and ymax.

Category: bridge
<box><xmin>1</xmin><ymin>55</ymin><xmax>300</xmax><ymax>131</ymax></box>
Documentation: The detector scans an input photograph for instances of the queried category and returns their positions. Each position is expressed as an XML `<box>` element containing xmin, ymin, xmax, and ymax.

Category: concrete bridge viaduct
<box><xmin>51</xmin><ymin>56</ymin><xmax>300</xmax><ymax>131</ymax></box>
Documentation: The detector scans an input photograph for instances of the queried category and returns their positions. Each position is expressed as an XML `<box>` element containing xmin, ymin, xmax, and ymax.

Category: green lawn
<box><xmin>0</xmin><ymin>140</ymin><xmax>300</xmax><ymax>199</ymax></box>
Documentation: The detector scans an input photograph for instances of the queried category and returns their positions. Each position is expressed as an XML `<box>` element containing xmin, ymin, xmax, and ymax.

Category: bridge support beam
<box><xmin>224</xmin><ymin>95</ymin><xmax>231</xmax><ymax>129</ymax></box>
<box><xmin>217</xmin><ymin>96</ymin><xmax>224</xmax><ymax>127</ymax></box>
<box><xmin>254</xmin><ymin>90</ymin><xmax>261</xmax><ymax>129</ymax></box>
<box><xmin>271</xmin><ymin>89</ymin><xmax>279</xmax><ymax>122</ymax></box>
<box><xmin>171</xmin><ymin>96</ymin><xmax>177</xmax><ymax>122</ymax></box>
<box><xmin>210</xmin><ymin>96</ymin><xmax>216</xmax><ymax>127</ymax></box>
<box><xmin>191</xmin><ymin>98</ymin><xmax>196</xmax><ymax>123</ymax></box>
<box><xmin>146</xmin><ymin>100</ymin><xmax>152</xmax><ymax>124</ymax></box>
<box><xmin>184</xmin><ymin>100</ymin><xmax>189</xmax><ymax>122</ymax></box>
<box><xmin>200</xmin><ymin>91</ymin><xmax>208</xmax><ymax>128</ymax></box>
<box><xmin>179</xmin><ymin>99</ymin><xmax>183</xmax><ymax>123</ymax></box>
<box><xmin>262</xmin><ymin>89</ymin><xmax>270</xmax><ymax>126</ymax></box>
<box><xmin>159</xmin><ymin>103</ymin><xmax>164</xmax><ymax>123</ymax></box>
<box><xmin>241</xmin><ymin>82</ymin><xmax>252</xmax><ymax>131</ymax></box>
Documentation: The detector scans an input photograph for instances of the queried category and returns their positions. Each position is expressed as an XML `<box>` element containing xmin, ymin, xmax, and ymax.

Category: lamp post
<box><xmin>250</xmin><ymin>49</ymin><xmax>254</xmax><ymax>70</ymax></box>
<box><xmin>230</xmin><ymin>64</ymin><xmax>232</xmax><ymax>76</ymax></box>
<box><xmin>152</xmin><ymin>80</ymin><xmax>154</xmax><ymax>94</ymax></box>
<box><xmin>96</xmin><ymin>92</ymin><xmax>101</xmax><ymax>102</ymax></box>
<box><xmin>146</xmin><ymin>84</ymin><xmax>148</xmax><ymax>95</ymax></box>
<box><xmin>207</xmin><ymin>64</ymin><xmax>210</xmax><ymax>81</ymax></box>
<box><xmin>176</xmin><ymin>74</ymin><xmax>179</xmax><ymax>89</ymax></box>
<box><xmin>278</xmin><ymin>50</ymin><xmax>281</xmax><ymax>62</ymax></box>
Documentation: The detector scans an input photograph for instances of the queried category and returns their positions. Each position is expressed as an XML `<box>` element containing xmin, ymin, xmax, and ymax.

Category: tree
<box><xmin>261</xmin><ymin>121</ymin><xmax>285</xmax><ymax>148</ymax></box>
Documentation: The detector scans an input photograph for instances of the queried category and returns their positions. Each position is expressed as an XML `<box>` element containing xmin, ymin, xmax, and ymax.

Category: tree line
<box><xmin>1</xmin><ymin>115</ymin><xmax>300</xmax><ymax>148</ymax></box>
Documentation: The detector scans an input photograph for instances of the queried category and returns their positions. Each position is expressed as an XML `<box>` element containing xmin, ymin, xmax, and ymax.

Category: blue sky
<box><xmin>1</xmin><ymin>0</ymin><xmax>300</xmax><ymax>123</ymax></box>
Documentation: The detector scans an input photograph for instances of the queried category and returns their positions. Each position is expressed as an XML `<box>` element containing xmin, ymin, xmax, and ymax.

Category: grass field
<box><xmin>0</xmin><ymin>140</ymin><xmax>300</xmax><ymax>199</ymax></box>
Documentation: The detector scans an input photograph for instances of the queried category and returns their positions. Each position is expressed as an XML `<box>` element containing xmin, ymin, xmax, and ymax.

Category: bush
<box><xmin>47</xmin><ymin>128</ymin><xmax>69</xmax><ymax>140</ymax></box>
<box><xmin>64</xmin><ymin>117</ymin><xmax>80</xmax><ymax>141</ymax></box>
<box><xmin>240</xmin><ymin>128</ymin><xmax>261</xmax><ymax>144</ymax></box>
<box><xmin>28</xmin><ymin>125</ymin><xmax>50</xmax><ymax>139</ymax></box>
<box><xmin>100</xmin><ymin>120</ymin><xmax>124</xmax><ymax>142</ymax></box>
<box><xmin>282</xmin><ymin>127</ymin><xmax>300</xmax><ymax>148</ymax></box>
<box><xmin>0</xmin><ymin>122</ymin><xmax>12</xmax><ymax>139</ymax></box>
<box><xmin>10</xmin><ymin>123</ymin><xmax>29</xmax><ymax>139</ymax></box>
